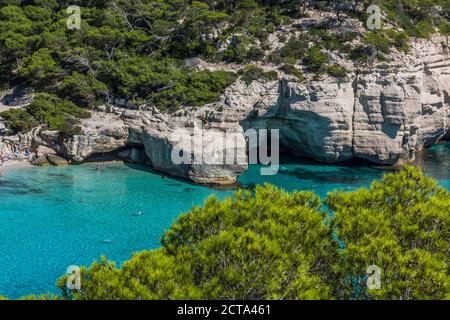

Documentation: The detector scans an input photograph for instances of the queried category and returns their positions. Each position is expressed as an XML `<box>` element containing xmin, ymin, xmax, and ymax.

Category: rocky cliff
<box><xmin>247</xmin><ymin>35</ymin><xmax>450</xmax><ymax>165</ymax></box>
<box><xmin>2</xmin><ymin>34</ymin><xmax>449</xmax><ymax>185</ymax></box>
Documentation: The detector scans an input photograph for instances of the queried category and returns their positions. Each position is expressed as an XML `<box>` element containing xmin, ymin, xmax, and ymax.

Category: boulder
<box><xmin>33</xmin><ymin>155</ymin><xmax>50</xmax><ymax>166</ymax></box>
<box><xmin>46</xmin><ymin>154</ymin><xmax>68</xmax><ymax>166</ymax></box>
<box><xmin>37</xmin><ymin>146</ymin><xmax>57</xmax><ymax>157</ymax></box>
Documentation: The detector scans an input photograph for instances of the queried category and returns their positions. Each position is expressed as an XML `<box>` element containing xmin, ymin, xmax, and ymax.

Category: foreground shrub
<box><xmin>50</xmin><ymin>167</ymin><xmax>450</xmax><ymax>300</ymax></box>
<box><xmin>328</xmin><ymin>166</ymin><xmax>450</xmax><ymax>300</ymax></box>
<box><xmin>59</xmin><ymin>185</ymin><xmax>339</xmax><ymax>300</ymax></box>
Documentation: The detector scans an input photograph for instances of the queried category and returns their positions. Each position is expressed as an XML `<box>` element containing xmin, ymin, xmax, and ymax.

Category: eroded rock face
<box><xmin>352</xmin><ymin>36</ymin><xmax>450</xmax><ymax>164</ymax></box>
<box><xmin>23</xmin><ymin>35</ymin><xmax>450</xmax><ymax>185</ymax></box>
<box><xmin>244</xmin><ymin>35</ymin><xmax>450</xmax><ymax>165</ymax></box>
<box><xmin>63</xmin><ymin>113</ymin><xmax>129</xmax><ymax>162</ymax></box>
<box><xmin>36</xmin><ymin>107</ymin><xmax>248</xmax><ymax>185</ymax></box>
<box><xmin>243</xmin><ymin>79</ymin><xmax>356</xmax><ymax>163</ymax></box>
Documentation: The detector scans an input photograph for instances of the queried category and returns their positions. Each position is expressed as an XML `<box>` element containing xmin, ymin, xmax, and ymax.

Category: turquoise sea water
<box><xmin>0</xmin><ymin>142</ymin><xmax>449</xmax><ymax>298</ymax></box>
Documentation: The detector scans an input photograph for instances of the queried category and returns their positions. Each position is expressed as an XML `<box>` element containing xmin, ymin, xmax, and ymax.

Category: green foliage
<box><xmin>239</xmin><ymin>64</ymin><xmax>278</xmax><ymax>85</ymax></box>
<box><xmin>245</xmin><ymin>46</ymin><xmax>266</xmax><ymax>61</ymax></box>
<box><xmin>303</xmin><ymin>46</ymin><xmax>329</xmax><ymax>73</ymax></box>
<box><xmin>59</xmin><ymin>72</ymin><xmax>108</xmax><ymax>107</ymax></box>
<box><xmin>270</xmin><ymin>26</ymin><xmax>354</xmax><ymax>78</ymax></box>
<box><xmin>58</xmin><ymin>184</ymin><xmax>339</xmax><ymax>300</ymax></box>
<box><xmin>385</xmin><ymin>29</ymin><xmax>410</xmax><ymax>52</ymax></box>
<box><xmin>0</xmin><ymin>108</ymin><xmax>39</xmax><ymax>134</ymax></box>
<box><xmin>269</xmin><ymin>36</ymin><xmax>308</xmax><ymax>65</ymax></box>
<box><xmin>221</xmin><ymin>35</ymin><xmax>261</xmax><ymax>63</ymax></box>
<box><xmin>327</xmin><ymin>166</ymin><xmax>450</xmax><ymax>300</ymax></box>
<box><xmin>308</xmin><ymin>27</ymin><xmax>355</xmax><ymax>53</ymax></box>
<box><xmin>363</xmin><ymin>31</ymin><xmax>391</xmax><ymax>54</ymax></box>
<box><xmin>415</xmin><ymin>20</ymin><xmax>435</xmax><ymax>39</ymax></box>
<box><xmin>363</xmin><ymin>29</ymin><xmax>410</xmax><ymax>55</ymax></box>
<box><xmin>1</xmin><ymin>0</ymin><xmax>447</xmax><ymax>127</ymax></box>
<box><xmin>25</xmin><ymin>93</ymin><xmax>90</xmax><ymax>135</ymax></box>
<box><xmin>0</xmin><ymin>93</ymin><xmax>91</xmax><ymax>135</ymax></box>
<box><xmin>349</xmin><ymin>45</ymin><xmax>373</xmax><ymax>62</ymax></box>
<box><xmin>379</xmin><ymin>0</ymin><xmax>447</xmax><ymax>38</ymax></box>
<box><xmin>100</xmin><ymin>56</ymin><xmax>236</xmax><ymax>111</ymax></box>
<box><xmin>51</xmin><ymin>166</ymin><xmax>450</xmax><ymax>300</ymax></box>
<box><xmin>19</xmin><ymin>48</ymin><xmax>62</xmax><ymax>86</ymax></box>
<box><xmin>281</xmin><ymin>63</ymin><xmax>305</xmax><ymax>81</ymax></box>
<box><xmin>439</xmin><ymin>20</ymin><xmax>450</xmax><ymax>36</ymax></box>
<box><xmin>0</xmin><ymin>0</ymin><xmax>296</xmax><ymax>118</ymax></box>
<box><xmin>325</xmin><ymin>64</ymin><xmax>348</xmax><ymax>79</ymax></box>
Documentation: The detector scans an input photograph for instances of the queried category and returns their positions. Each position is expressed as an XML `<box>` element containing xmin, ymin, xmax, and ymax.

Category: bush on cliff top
<box><xmin>53</xmin><ymin>166</ymin><xmax>449</xmax><ymax>300</ymax></box>
<box><xmin>0</xmin><ymin>108</ymin><xmax>39</xmax><ymax>134</ymax></box>
<box><xmin>0</xmin><ymin>93</ymin><xmax>91</xmax><ymax>135</ymax></box>
<box><xmin>0</xmin><ymin>0</ymin><xmax>297</xmax><ymax>120</ymax></box>
<box><xmin>239</xmin><ymin>64</ymin><xmax>278</xmax><ymax>85</ymax></box>
<box><xmin>0</xmin><ymin>0</ymin><xmax>448</xmax><ymax>133</ymax></box>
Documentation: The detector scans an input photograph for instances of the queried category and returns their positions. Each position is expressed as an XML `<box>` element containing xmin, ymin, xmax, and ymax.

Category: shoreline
<box><xmin>1</xmin><ymin>141</ymin><xmax>448</xmax><ymax>185</ymax></box>
<box><xmin>1</xmin><ymin>160</ymin><xmax>33</xmax><ymax>171</ymax></box>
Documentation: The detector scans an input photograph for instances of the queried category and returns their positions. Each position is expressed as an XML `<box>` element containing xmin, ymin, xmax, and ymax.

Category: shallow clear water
<box><xmin>0</xmin><ymin>142</ymin><xmax>449</xmax><ymax>298</ymax></box>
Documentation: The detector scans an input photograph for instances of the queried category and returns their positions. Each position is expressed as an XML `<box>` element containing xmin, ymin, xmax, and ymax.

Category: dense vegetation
<box><xmin>327</xmin><ymin>166</ymin><xmax>450</xmax><ymax>299</ymax></box>
<box><xmin>25</xmin><ymin>166</ymin><xmax>443</xmax><ymax>300</ymax></box>
<box><xmin>1</xmin><ymin>1</ymin><xmax>449</xmax><ymax>134</ymax></box>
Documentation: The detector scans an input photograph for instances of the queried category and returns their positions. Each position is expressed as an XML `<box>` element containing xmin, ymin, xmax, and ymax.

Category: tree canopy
<box><xmin>0</xmin><ymin>1</ymin><xmax>448</xmax><ymax>133</ymax></box>
<box><xmin>328</xmin><ymin>166</ymin><xmax>450</xmax><ymax>299</ymax></box>
<box><xmin>51</xmin><ymin>166</ymin><xmax>449</xmax><ymax>300</ymax></box>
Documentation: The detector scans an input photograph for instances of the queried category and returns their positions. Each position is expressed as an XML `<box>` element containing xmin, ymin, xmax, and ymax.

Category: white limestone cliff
<box><xmin>4</xmin><ymin>35</ymin><xmax>449</xmax><ymax>185</ymax></box>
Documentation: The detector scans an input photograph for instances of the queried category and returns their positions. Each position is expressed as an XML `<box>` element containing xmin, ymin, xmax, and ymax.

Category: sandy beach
<box><xmin>1</xmin><ymin>160</ymin><xmax>33</xmax><ymax>171</ymax></box>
